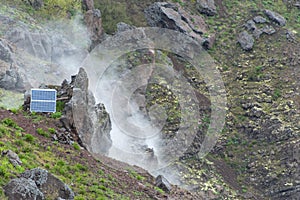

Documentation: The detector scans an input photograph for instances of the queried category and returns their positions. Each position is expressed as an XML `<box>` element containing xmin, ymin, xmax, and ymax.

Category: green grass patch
<box><xmin>72</xmin><ymin>142</ymin><xmax>81</xmax><ymax>150</ymax></box>
<box><xmin>36</xmin><ymin>128</ymin><xmax>50</xmax><ymax>138</ymax></box>
<box><xmin>1</xmin><ymin>118</ymin><xmax>23</xmax><ymax>131</ymax></box>
<box><xmin>50</xmin><ymin>112</ymin><xmax>62</xmax><ymax>119</ymax></box>
<box><xmin>23</xmin><ymin>134</ymin><xmax>36</xmax><ymax>143</ymax></box>
<box><xmin>127</xmin><ymin>168</ymin><xmax>145</xmax><ymax>181</ymax></box>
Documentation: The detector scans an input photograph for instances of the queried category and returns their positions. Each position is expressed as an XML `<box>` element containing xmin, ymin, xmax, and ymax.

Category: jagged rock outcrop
<box><xmin>71</xmin><ymin>68</ymin><xmax>112</xmax><ymax>155</ymax></box>
<box><xmin>57</xmin><ymin>68</ymin><xmax>112</xmax><ymax>155</ymax></box>
<box><xmin>197</xmin><ymin>0</ymin><xmax>217</xmax><ymax>16</ymax></box>
<box><xmin>84</xmin><ymin>9</ymin><xmax>104</xmax><ymax>50</ymax></box>
<box><xmin>4</xmin><ymin>168</ymin><xmax>74</xmax><ymax>200</ymax></box>
<box><xmin>264</xmin><ymin>9</ymin><xmax>286</xmax><ymax>26</ymax></box>
<box><xmin>82</xmin><ymin>0</ymin><xmax>104</xmax><ymax>50</ymax></box>
<box><xmin>144</xmin><ymin>2</ymin><xmax>215</xmax><ymax>49</ymax></box>
<box><xmin>237</xmin><ymin>31</ymin><xmax>254</xmax><ymax>51</ymax></box>
<box><xmin>0</xmin><ymin>38</ymin><xmax>26</xmax><ymax>91</ymax></box>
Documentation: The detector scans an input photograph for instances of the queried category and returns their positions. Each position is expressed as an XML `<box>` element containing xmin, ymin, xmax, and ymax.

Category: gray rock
<box><xmin>294</xmin><ymin>1</ymin><xmax>300</xmax><ymax>8</ymax></box>
<box><xmin>72</xmin><ymin>81</ymin><xmax>112</xmax><ymax>154</ymax></box>
<box><xmin>21</xmin><ymin>168</ymin><xmax>48</xmax><ymax>187</ymax></box>
<box><xmin>73</xmin><ymin>68</ymin><xmax>89</xmax><ymax>92</ymax></box>
<box><xmin>5</xmin><ymin>25</ymin><xmax>87</xmax><ymax>70</ymax></box>
<box><xmin>270</xmin><ymin>185</ymin><xmax>300</xmax><ymax>199</ymax></box>
<box><xmin>197</xmin><ymin>0</ymin><xmax>217</xmax><ymax>16</ymax></box>
<box><xmin>116</xmin><ymin>22</ymin><xmax>136</xmax><ymax>33</ymax></box>
<box><xmin>237</xmin><ymin>31</ymin><xmax>254</xmax><ymax>51</ymax></box>
<box><xmin>1</xmin><ymin>150</ymin><xmax>22</xmax><ymax>167</ymax></box>
<box><xmin>0</xmin><ymin>39</ymin><xmax>13</xmax><ymax>63</ymax></box>
<box><xmin>244</xmin><ymin>20</ymin><xmax>257</xmax><ymax>32</ymax></box>
<box><xmin>145</xmin><ymin>2</ymin><xmax>214</xmax><ymax>48</ymax></box>
<box><xmin>202</xmin><ymin>33</ymin><xmax>216</xmax><ymax>49</ymax></box>
<box><xmin>0</xmin><ymin>68</ymin><xmax>25</xmax><ymax>91</ymax></box>
<box><xmin>84</xmin><ymin>9</ymin><xmax>104</xmax><ymax>50</ymax></box>
<box><xmin>4</xmin><ymin>178</ymin><xmax>44</xmax><ymax>200</ymax></box>
<box><xmin>155</xmin><ymin>175</ymin><xmax>172</xmax><ymax>193</ymax></box>
<box><xmin>286</xmin><ymin>30</ymin><xmax>296</xmax><ymax>42</ymax></box>
<box><xmin>264</xmin><ymin>10</ymin><xmax>286</xmax><ymax>26</ymax></box>
<box><xmin>5</xmin><ymin>27</ymin><xmax>51</xmax><ymax>60</ymax></box>
<box><xmin>253</xmin><ymin>16</ymin><xmax>267</xmax><ymax>23</ymax></box>
<box><xmin>262</xmin><ymin>25</ymin><xmax>276</xmax><ymax>35</ymax></box>
<box><xmin>20</xmin><ymin>168</ymin><xmax>75</xmax><ymax>199</ymax></box>
<box><xmin>51</xmin><ymin>127</ymin><xmax>74</xmax><ymax>145</ymax></box>
<box><xmin>253</xmin><ymin>28</ymin><xmax>263</xmax><ymax>38</ymax></box>
<box><xmin>58</xmin><ymin>68</ymin><xmax>112</xmax><ymax>155</ymax></box>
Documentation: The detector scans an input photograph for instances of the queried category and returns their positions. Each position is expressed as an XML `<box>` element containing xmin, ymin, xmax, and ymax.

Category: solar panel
<box><xmin>30</xmin><ymin>89</ymin><xmax>57</xmax><ymax>113</ymax></box>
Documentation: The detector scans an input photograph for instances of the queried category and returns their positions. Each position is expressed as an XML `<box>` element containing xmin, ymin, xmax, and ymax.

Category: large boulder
<box><xmin>237</xmin><ymin>31</ymin><xmax>254</xmax><ymax>51</ymax></box>
<box><xmin>197</xmin><ymin>0</ymin><xmax>217</xmax><ymax>16</ymax></box>
<box><xmin>264</xmin><ymin>10</ymin><xmax>286</xmax><ymax>26</ymax></box>
<box><xmin>0</xmin><ymin>39</ymin><xmax>24</xmax><ymax>90</ymax></box>
<box><xmin>0</xmin><ymin>68</ymin><xmax>25</xmax><ymax>91</ymax></box>
<box><xmin>21</xmin><ymin>168</ymin><xmax>74</xmax><ymax>199</ymax></box>
<box><xmin>4</xmin><ymin>168</ymin><xmax>74</xmax><ymax>200</ymax></box>
<box><xmin>4</xmin><ymin>178</ymin><xmax>44</xmax><ymax>200</ymax></box>
<box><xmin>144</xmin><ymin>2</ymin><xmax>215</xmax><ymax>49</ymax></box>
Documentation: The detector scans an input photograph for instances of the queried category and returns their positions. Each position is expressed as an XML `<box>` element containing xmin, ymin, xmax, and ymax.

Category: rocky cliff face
<box><xmin>0</xmin><ymin>4</ymin><xmax>89</xmax><ymax>89</ymax></box>
<box><xmin>145</xmin><ymin>2</ymin><xmax>215</xmax><ymax>49</ymax></box>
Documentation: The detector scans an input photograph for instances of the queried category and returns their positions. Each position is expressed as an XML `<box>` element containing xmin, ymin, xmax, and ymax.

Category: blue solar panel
<box><xmin>32</xmin><ymin>90</ymin><xmax>56</xmax><ymax>101</ymax></box>
<box><xmin>30</xmin><ymin>89</ymin><xmax>57</xmax><ymax>113</ymax></box>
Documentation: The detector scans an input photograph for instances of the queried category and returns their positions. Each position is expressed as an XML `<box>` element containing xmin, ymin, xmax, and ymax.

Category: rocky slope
<box><xmin>0</xmin><ymin>107</ymin><xmax>203</xmax><ymax>199</ymax></box>
<box><xmin>0</xmin><ymin>0</ymin><xmax>299</xmax><ymax>200</ymax></box>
